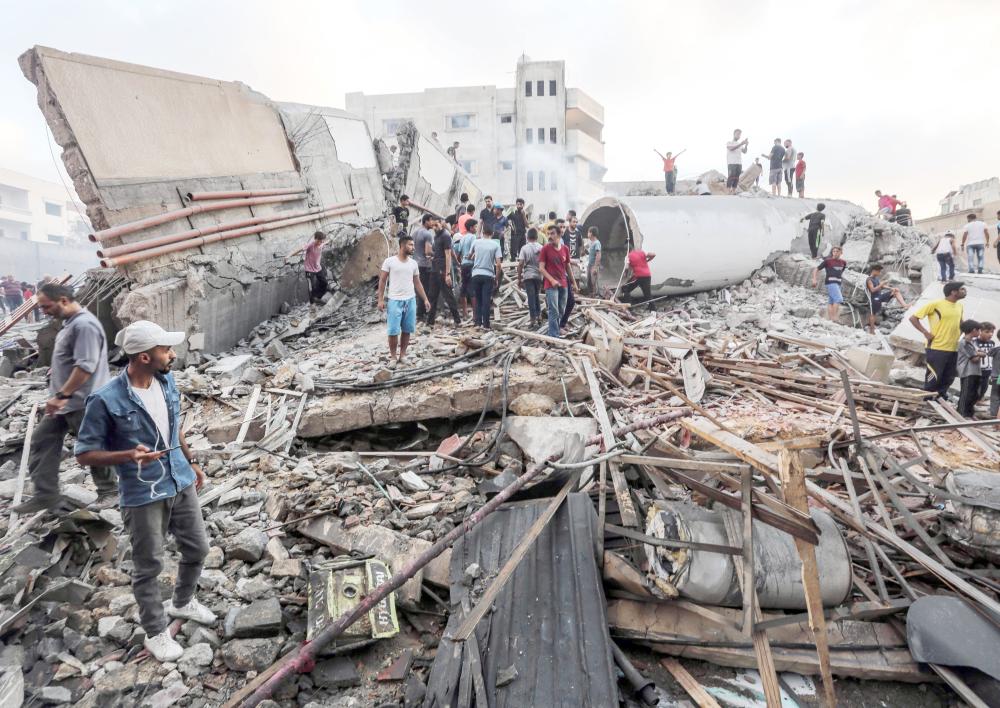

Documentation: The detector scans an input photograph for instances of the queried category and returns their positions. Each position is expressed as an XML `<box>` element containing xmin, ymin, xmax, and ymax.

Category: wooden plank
<box><xmin>448</xmin><ymin>474</ymin><xmax>578</xmax><ymax>642</ymax></box>
<box><xmin>641</xmin><ymin>367</ymin><xmax>733</xmax><ymax>433</ymax></box>
<box><xmin>283</xmin><ymin>393</ymin><xmax>308</xmax><ymax>454</ymax></box>
<box><xmin>499</xmin><ymin>326</ymin><xmax>597</xmax><ymax>351</ymax></box>
<box><xmin>661</xmin><ymin>657</ymin><xmax>722</xmax><ymax>708</ymax></box>
<box><xmin>234</xmin><ymin>384</ymin><xmax>262</xmax><ymax>445</ymax></box>
<box><xmin>779</xmin><ymin>450</ymin><xmax>837</xmax><ymax>708</ymax></box>
<box><xmin>740</xmin><ymin>469</ymin><xmax>754</xmax><ymax>636</ymax></box>
<box><xmin>6</xmin><ymin>402</ymin><xmax>39</xmax><ymax>537</ymax></box>
<box><xmin>833</xmin><ymin>457</ymin><xmax>890</xmax><ymax>603</ymax></box>
<box><xmin>680</xmin><ymin>417</ymin><xmax>780</xmax><ymax>477</ymax></box>
<box><xmin>620</xmin><ymin>454</ymin><xmax>749</xmax><ymax>474</ymax></box>
<box><xmin>582</xmin><ymin>358</ymin><xmax>638</xmax><ymax>527</ymax></box>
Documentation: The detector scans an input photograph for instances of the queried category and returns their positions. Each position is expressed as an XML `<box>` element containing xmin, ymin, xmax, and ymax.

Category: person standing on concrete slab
<box><xmin>538</xmin><ymin>224</ymin><xmax>570</xmax><ymax>338</ymax></box>
<box><xmin>426</xmin><ymin>218</ymin><xmax>462</xmax><ymax>328</ymax></box>
<box><xmin>794</xmin><ymin>152</ymin><xmax>806</xmax><ymax>198</ymax></box>
<box><xmin>564</xmin><ymin>214</ymin><xmax>584</xmax><ymax>259</ymax></box>
<box><xmin>456</xmin><ymin>218</ymin><xmax>478</xmax><ymax>320</ymax></box>
<box><xmin>811</xmin><ymin>245</ymin><xmax>847</xmax><ymax>321</ymax></box>
<box><xmin>655</xmin><ymin>149</ymin><xmax>685</xmax><ymax>195</ymax></box>
<box><xmin>378</xmin><ymin>235</ymin><xmax>430</xmax><ymax>363</ymax></box>
<box><xmin>726</xmin><ymin>129</ymin><xmax>748</xmax><ymax>193</ymax></box>
<box><xmin>864</xmin><ymin>264</ymin><xmax>910</xmax><ymax>334</ymax></box>
<box><xmin>392</xmin><ymin>194</ymin><xmax>411</xmax><ymax>236</ymax></box>
<box><xmin>517</xmin><ymin>227</ymin><xmax>544</xmax><ymax>328</ymax></box>
<box><xmin>510</xmin><ymin>198</ymin><xmax>529</xmax><ymax>259</ymax></box>
<box><xmin>800</xmin><ymin>203</ymin><xmax>826</xmax><ymax>258</ymax></box>
<box><xmin>961</xmin><ymin>212</ymin><xmax>989</xmax><ymax>274</ymax></box>
<box><xmin>447</xmin><ymin>141</ymin><xmax>460</xmax><ymax>162</ymax></box>
<box><xmin>933</xmin><ymin>231</ymin><xmax>957</xmax><ymax>282</ymax></box>
<box><xmin>894</xmin><ymin>201</ymin><xmax>912</xmax><ymax>226</ymax></box>
<box><xmin>875</xmin><ymin>190</ymin><xmax>899</xmax><ymax>218</ymax></box>
<box><xmin>492</xmin><ymin>204</ymin><xmax>509</xmax><ymax>259</ymax></box>
<box><xmin>586</xmin><ymin>227</ymin><xmax>602</xmax><ymax>297</ymax></box>
<box><xmin>286</xmin><ymin>231</ymin><xmax>331</xmax><ymax>305</ymax></box>
<box><xmin>782</xmin><ymin>139</ymin><xmax>796</xmax><ymax>196</ymax></box>
<box><xmin>12</xmin><ymin>283</ymin><xmax>116</xmax><ymax>515</ymax></box>
<box><xmin>469</xmin><ymin>226</ymin><xmax>502</xmax><ymax>330</ymax></box>
<box><xmin>956</xmin><ymin>320</ymin><xmax>985</xmax><ymax>417</ymax></box>
<box><xmin>909</xmin><ymin>281</ymin><xmax>967</xmax><ymax>400</ymax></box>
<box><xmin>480</xmin><ymin>195</ymin><xmax>498</xmax><ymax>239</ymax></box>
<box><xmin>2</xmin><ymin>274</ymin><xmax>23</xmax><ymax>313</ymax></box>
<box><xmin>621</xmin><ymin>246</ymin><xmax>656</xmax><ymax>305</ymax></box>
<box><xmin>75</xmin><ymin>320</ymin><xmax>215</xmax><ymax>663</ymax></box>
<box><xmin>411</xmin><ymin>214</ymin><xmax>435</xmax><ymax>322</ymax></box>
<box><xmin>763</xmin><ymin>138</ymin><xmax>785</xmax><ymax>196</ymax></box>
<box><xmin>974</xmin><ymin>322</ymin><xmax>996</xmax><ymax>403</ymax></box>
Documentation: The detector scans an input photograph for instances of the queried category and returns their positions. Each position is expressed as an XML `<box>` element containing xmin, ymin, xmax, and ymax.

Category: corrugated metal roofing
<box><xmin>424</xmin><ymin>492</ymin><xmax>618</xmax><ymax>708</ymax></box>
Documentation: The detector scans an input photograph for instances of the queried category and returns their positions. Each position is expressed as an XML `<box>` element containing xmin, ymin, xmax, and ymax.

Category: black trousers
<box><xmin>416</xmin><ymin>267</ymin><xmax>432</xmax><ymax>319</ymax></box>
<box><xmin>808</xmin><ymin>228</ymin><xmax>821</xmax><ymax>258</ymax></box>
<box><xmin>726</xmin><ymin>164</ymin><xmax>741</xmax><ymax>189</ymax></box>
<box><xmin>958</xmin><ymin>375</ymin><xmax>982</xmax><ymax>418</ymax></box>
<box><xmin>306</xmin><ymin>270</ymin><xmax>328</xmax><ymax>303</ymax></box>
<box><xmin>560</xmin><ymin>279</ymin><xmax>575</xmax><ymax>328</ymax></box>
<box><xmin>511</xmin><ymin>232</ymin><xmax>526</xmax><ymax>261</ymax></box>
<box><xmin>923</xmin><ymin>349</ymin><xmax>958</xmax><ymax>400</ymax></box>
<box><xmin>426</xmin><ymin>270</ymin><xmax>460</xmax><ymax>325</ymax></box>
<box><xmin>622</xmin><ymin>276</ymin><xmax>652</xmax><ymax>303</ymax></box>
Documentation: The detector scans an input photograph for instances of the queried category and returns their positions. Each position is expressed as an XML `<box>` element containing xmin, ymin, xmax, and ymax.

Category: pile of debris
<box><xmin>1</xmin><ymin>259</ymin><xmax>998</xmax><ymax>707</ymax></box>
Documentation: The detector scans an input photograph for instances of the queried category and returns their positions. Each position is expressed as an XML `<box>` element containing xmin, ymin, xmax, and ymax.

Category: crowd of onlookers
<box><xmin>1</xmin><ymin>274</ymin><xmax>57</xmax><ymax>323</ymax></box>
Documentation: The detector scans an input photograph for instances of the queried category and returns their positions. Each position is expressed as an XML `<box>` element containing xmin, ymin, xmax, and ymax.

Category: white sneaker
<box><xmin>164</xmin><ymin>597</ymin><xmax>217</xmax><ymax>625</ymax></box>
<box><xmin>144</xmin><ymin>630</ymin><xmax>184</xmax><ymax>662</ymax></box>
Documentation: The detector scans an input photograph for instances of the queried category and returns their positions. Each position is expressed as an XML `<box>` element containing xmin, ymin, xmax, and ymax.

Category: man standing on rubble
<box><xmin>782</xmin><ymin>139</ymin><xmax>796</xmax><ymax>197</ymax></box>
<box><xmin>378</xmin><ymin>235</ymin><xmax>432</xmax><ymax>362</ymax></box>
<box><xmin>726</xmin><ymin>129</ymin><xmax>748</xmax><ymax>193</ymax></box>
<box><xmin>412</xmin><ymin>214</ymin><xmax>435</xmax><ymax>322</ymax></box>
<box><xmin>13</xmin><ymin>283</ymin><xmax>117</xmax><ymax>515</ymax></box>
<box><xmin>426</xmin><ymin>217</ymin><xmax>462</xmax><ymax>328</ymax></box>
<box><xmin>763</xmin><ymin>138</ymin><xmax>785</xmax><ymax>197</ymax></box>
<box><xmin>800</xmin><ymin>203</ymin><xmax>826</xmax><ymax>258</ymax></box>
<box><xmin>469</xmin><ymin>226</ymin><xmax>502</xmax><ymax>330</ymax></box>
<box><xmin>510</xmin><ymin>198</ymin><xmax>529</xmax><ymax>260</ymax></box>
<box><xmin>909</xmin><ymin>281</ymin><xmax>968</xmax><ymax>400</ymax></box>
<box><xmin>538</xmin><ymin>223</ymin><xmax>570</xmax><ymax>337</ymax></box>
<box><xmin>480</xmin><ymin>195</ymin><xmax>498</xmax><ymax>240</ymax></box>
<box><xmin>287</xmin><ymin>231</ymin><xmax>331</xmax><ymax>305</ymax></box>
<box><xmin>75</xmin><ymin>321</ymin><xmax>216</xmax><ymax>663</ymax></box>
<box><xmin>960</xmin><ymin>212</ymin><xmax>990</xmax><ymax>274</ymax></box>
<box><xmin>586</xmin><ymin>226</ymin><xmax>602</xmax><ymax>296</ymax></box>
<box><xmin>811</xmin><ymin>245</ymin><xmax>847</xmax><ymax>321</ymax></box>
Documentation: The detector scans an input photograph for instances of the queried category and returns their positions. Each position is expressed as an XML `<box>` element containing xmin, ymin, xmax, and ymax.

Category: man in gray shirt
<box><xmin>14</xmin><ymin>282</ymin><xmax>116</xmax><ymax>514</ymax></box>
<box><xmin>517</xmin><ymin>228</ymin><xmax>544</xmax><ymax>327</ymax></box>
<box><xmin>412</xmin><ymin>213</ymin><xmax>435</xmax><ymax>322</ymax></box>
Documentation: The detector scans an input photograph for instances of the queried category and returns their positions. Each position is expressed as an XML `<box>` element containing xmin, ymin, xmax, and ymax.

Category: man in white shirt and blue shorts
<box><xmin>377</xmin><ymin>235</ymin><xmax>431</xmax><ymax>364</ymax></box>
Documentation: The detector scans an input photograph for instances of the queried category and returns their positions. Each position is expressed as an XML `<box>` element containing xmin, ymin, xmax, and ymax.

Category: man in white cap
<box><xmin>75</xmin><ymin>320</ymin><xmax>215</xmax><ymax>662</ymax></box>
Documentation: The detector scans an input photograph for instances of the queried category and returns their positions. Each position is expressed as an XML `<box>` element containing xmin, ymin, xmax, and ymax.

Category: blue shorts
<box><xmin>826</xmin><ymin>283</ymin><xmax>844</xmax><ymax>304</ymax></box>
<box><xmin>386</xmin><ymin>297</ymin><xmax>417</xmax><ymax>336</ymax></box>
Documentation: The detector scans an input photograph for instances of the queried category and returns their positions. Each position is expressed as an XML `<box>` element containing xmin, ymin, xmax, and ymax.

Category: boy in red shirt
<box><xmin>620</xmin><ymin>247</ymin><xmax>656</xmax><ymax>305</ymax></box>
<box><xmin>537</xmin><ymin>224</ymin><xmax>569</xmax><ymax>338</ymax></box>
<box><xmin>795</xmin><ymin>152</ymin><xmax>806</xmax><ymax>198</ymax></box>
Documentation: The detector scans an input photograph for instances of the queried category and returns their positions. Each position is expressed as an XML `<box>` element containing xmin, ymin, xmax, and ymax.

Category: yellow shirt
<box><xmin>913</xmin><ymin>298</ymin><xmax>964</xmax><ymax>352</ymax></box>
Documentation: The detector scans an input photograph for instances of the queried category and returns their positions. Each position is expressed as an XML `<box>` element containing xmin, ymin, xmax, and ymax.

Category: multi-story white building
<box><xmin>938</xmin><ymin>177</ymin><xmax>1000</xmax><ymax>215</ymax></box>
<box><xmin>0</xmin><ymin>167</ymin><xmax>90</xmax><ymax>245</ymax></box>
<box><xmin>346</xmin><ymin>56</ymin><xmax>606</xmax><ymax>216</ymax></box>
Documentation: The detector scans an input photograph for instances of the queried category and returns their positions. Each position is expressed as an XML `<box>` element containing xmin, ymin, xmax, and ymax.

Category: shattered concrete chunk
<box><xmin>225</xmin><ymin>527</ymin><xmax>268</xmax><ymax>562</ymax></box>
<box><xmin>222</xmin><ymin>638</ymin><xmax>280</xmax><ymax>672</ymax></box>
<box><xmin>233</xmin><ymin>598</ymin><xmax>284</xmax><ymax>638</ymax></box>
<box><xmin>313</xmin><ymin>656</ymin><xmax>361</xmax><ymax>688</ymax></box>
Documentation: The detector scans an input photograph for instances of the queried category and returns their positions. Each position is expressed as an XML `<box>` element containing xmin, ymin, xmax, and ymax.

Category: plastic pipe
<box><xmin>100</xmin><ymin>205</ymin><xmax>358</xmax><ymax>268</ymax></box>
<box><xmin>89</xmin><ymin>193</ymin><xmax>307</xmax><ymax>243</ymax></box>
<box><xmin>186</xmin><ymin>187</ymin><xmax>304</xmax><ymax>201</ymax></box>
<box><xmin>97</xmin><ymin>200</ymin><xmax>360</xmax><ymax>258</ymax></box>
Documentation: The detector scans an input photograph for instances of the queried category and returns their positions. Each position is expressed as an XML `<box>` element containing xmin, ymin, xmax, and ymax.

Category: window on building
<box><xmin>500</xmin><ymin>161</ymin><xmax>513</xmax><ymax>170</ymax></box>
<box><xmin>382</xmin><ymin>118</ymin><xmax>411</xmax><ymax>136</ymax></box>
<box><xmin>526</xmin><ymin>128</ymin><xmax>533</xmax><ymax>144</ymax></box>
<box><xmin>19</xmin><ymin>231</ymin><xmax>28</xmax><ymax>241</ymax></box>
<box><xmin>550</xmin><ymin>128</ymin><xmax>557</xmax><ymax>144</ymax></box>
<box><xmin>549</xmin><ymin>80</ymin><xmax>556</xmax><ymax>95</ymax></box>
<box><xmin>537</xmin><ymin>128</ymin><xmax>544</xmax><ymax>143</ymax></box>
<box><xmin>48</xmin><ymin>234</ymin><xmax>65</xmax><ymax>245</ymax></box>
<box><xmin>973</xmin><ymin>198</ymin><xmax>983</xmax><ymax>207</ymax></box>
<box><xmin>526</xmin><ymin>172</ymin><xmax>534</xmax><ymax>191</ymax></box>
<box><xmin>458</xmin><ymin>159</ymin><xmax>477</xmax><ymax>175</ymax></box>
<box><xmin>45</xmin><ymin>202</ymin><xmax>62</xmax><ymax>217</ymax></box>
<box><xmin>538</xmin><ymin>171</ymin><xmax>546</xmax><ymax>191</ymax></box>
<box><xmin>551</xmin><ymin>172</ymin><xmax>557</xmax><ymax>190</ymax></box>
<box><xmin>447</xmin><ymin>113</ymin><xmax>477</xmax><ymax>130</ymax></box>
<box><xmin>499</xmin><ymin>114</ymin><xmax>513</xmax><ymax>124</ymax></box>
<box><xmin>536</xmin><ymin>80</ymin><xmax>544</xmax><ymax>97</ymax></box>
<box><xmin>525</xmin><ymin>81</ymin><xmax>532</xmax><ymax>97</ymax></box>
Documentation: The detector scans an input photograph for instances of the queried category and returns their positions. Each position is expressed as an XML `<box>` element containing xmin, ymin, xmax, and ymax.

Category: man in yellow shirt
<box><xmin>908</xmin><ymin>281</ymin><xmax>967</xmax><ymax>399</ymax></box>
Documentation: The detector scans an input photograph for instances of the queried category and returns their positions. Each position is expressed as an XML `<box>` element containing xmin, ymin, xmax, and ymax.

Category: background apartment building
<box><xmin>0</xmin><ymin>167</ymin><xmax>98</xmax><ymax>279</ymax></box>
<box><xmin>346</xmin><ymin>56</ymin><xmax>606</xmax><ymax>216</ymax></box>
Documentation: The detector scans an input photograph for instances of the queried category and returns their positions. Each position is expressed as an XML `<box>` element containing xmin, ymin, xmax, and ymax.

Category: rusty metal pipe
<box><xmin>229</xmin><ymin>409</ymin><xmax>692</xmax><ymax>708</ymax></box>
<box><xmin>89</xmin><ymin>193</ymin><xmax>308</xmax><ymax>243</ymax></box>
<box><xmin>97</xmin><ymin>200</ymin><xmax>360</xmax><ymax>258</ymax></box>
<box><xmin>100</xmin><ymin>205</ymin><xmax>359</xmax><ymax>268</ymax></box>
<box><xmin>186</xmin><ymin>187</ymin><xmax>304</xmax><ymax>201</ymax></box>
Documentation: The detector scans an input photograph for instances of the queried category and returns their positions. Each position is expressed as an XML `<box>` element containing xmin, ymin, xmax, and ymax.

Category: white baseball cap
<box><xmin>115</xmin><ymin>320</ymin><xmax>185</xmax><ymax>355</ymax></box>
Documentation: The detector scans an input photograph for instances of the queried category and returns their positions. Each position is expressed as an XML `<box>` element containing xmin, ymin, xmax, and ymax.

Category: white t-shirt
<box><xmin>965</xmin><ymin>220</ymin><xmax>988</xmax><ymax>246</ymax></box>
<box><xmin>935</xmin><ymin>235</ymin><xmax>954</xmax><ymax>255</ymax></box>
<box><xmin>132</xmin><ymin>378</ymin><xmax>170</xmax><ymax>445</ymax></box>
<box><xmin>726</xmin><ymin>139</ymin><xmax>745</xmax><ymax>166</ymax></box>
<box><xmin>782</xmin><ymin>145</ymin><xmax>795</xmax><ymax>169</ymax></box>
<box><xmin>381</xmin><ymin>255</ymin><xmax>419</xmax><ymax>300</ymax></box>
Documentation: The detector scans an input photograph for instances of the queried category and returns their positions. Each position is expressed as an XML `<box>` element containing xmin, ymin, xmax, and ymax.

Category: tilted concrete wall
<box><xmin>19</xmin><ymin>46</ymin><xmax>395</xmax><ymax>357</ymax></box>
<box><xmin>394</xmin><ymin>122</ymin><xmax>482</xmax><ymax>223</ymax></box>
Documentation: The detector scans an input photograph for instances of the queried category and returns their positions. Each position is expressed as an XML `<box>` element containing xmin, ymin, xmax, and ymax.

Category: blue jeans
<box><xmin>471</xmin><ymin>275</ymin><xmax>495</xmax><ymax>328</ymax></box>
<box><xmin>967</xmin><ymin>244</ymin><xmax>985</xmax><ymax>273</ymax></box>
<box><xmin>545</xmin><ymin>286</ymin><xmax>567</xmax><ymax>338</ymax></box>
<box><xmin>523</xmin><ymin>278</ymin><xmax>541</xmax><ymax>321</ymax></box>
<box><xmin>560</xmin><ymin>280</ymin><xmax>575</xmax><ymax>328</ymax></box>
<box><xmin>937</xmin><ymin>253</ymin><xmax>955</xmax><ymax>281</ymax></box>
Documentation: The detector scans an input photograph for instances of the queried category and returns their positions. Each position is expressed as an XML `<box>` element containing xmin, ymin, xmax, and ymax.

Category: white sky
<box><xmin>2</xmin><ymin>0</ymin><xmax>997</xmax><ymax>218</ymax></box>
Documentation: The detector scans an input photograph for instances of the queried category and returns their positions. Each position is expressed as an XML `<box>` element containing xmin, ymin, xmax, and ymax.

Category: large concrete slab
<box><xmin>890</xmin><ymin>274</ymin><xmax>1000</xmax><ymax>353</ymax></box>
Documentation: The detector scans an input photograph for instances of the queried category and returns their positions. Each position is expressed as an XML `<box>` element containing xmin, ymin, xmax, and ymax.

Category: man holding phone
<box><xmin>75</xmin><ymin>321</ymin><xmax>215</xmax><ymax>662</ymax></box>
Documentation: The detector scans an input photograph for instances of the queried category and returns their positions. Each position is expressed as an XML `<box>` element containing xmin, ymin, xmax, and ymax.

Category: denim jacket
<box><xmin>75</xmin><ymin>370</ymin><xmax>195</xmax><ymax>508</ymax></box>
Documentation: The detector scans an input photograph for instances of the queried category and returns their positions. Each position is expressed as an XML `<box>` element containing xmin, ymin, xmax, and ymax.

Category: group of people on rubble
<box><xmin>1</xmin><ymin>274</ymin><xmax>59</xmax><ymax>323</ymax></box>
<box><xmin>345</xmin><ymin>193</ymin><xmax>657</xmax><ymax>363</ymax></box>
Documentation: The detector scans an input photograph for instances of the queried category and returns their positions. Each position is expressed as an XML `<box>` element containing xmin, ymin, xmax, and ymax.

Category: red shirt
<box><xmin>628</xmin><ymin>250</ymin><xmax>651</xmax><ymax>278</ymax></box>
<box><xmin>539</xmin><ymin>242</ymin><xmax>569</xmax><ymax>290</ymax></box>
<box><xmin>795</xmin><ymin>159</ymin><xmax>806</xmax><ymax>178</ymax></box>
<box><xmin>662</xmin><ymin>157</ymin><xmax>676</xmax><ymax>173</ymax></box>
<box><xmin>457</xmin><ymin>213</ymin><xmax>472</xmax><ymax>234</ymax></box>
